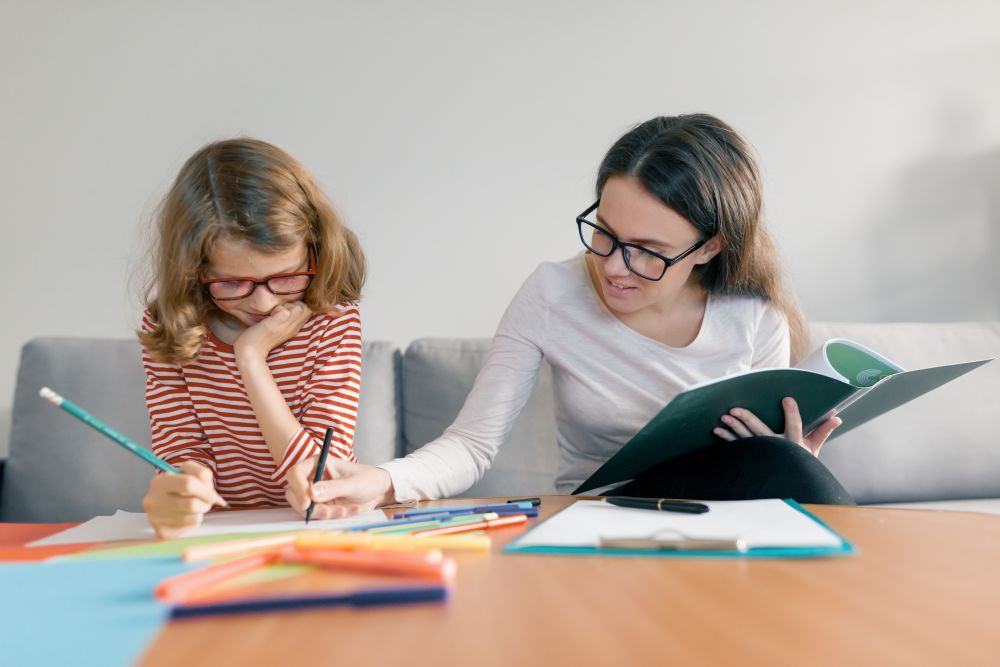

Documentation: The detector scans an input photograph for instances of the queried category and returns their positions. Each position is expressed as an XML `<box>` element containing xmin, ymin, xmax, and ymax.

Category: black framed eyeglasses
<box><xmin>576</xmin><ymin>201</ymin><xmax>706</xmax><ymax>281</ymax></box>
<box><xmin>198</xmin><ymin>246</ymin><xmax>317</xmax><ymax>301</ymax></box>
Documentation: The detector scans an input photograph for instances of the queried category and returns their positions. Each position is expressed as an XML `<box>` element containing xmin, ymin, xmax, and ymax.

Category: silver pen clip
<box><xmin>599</xmin><ymin>528</ymin><xmax>747</xmax><ymax>552</ymax></box>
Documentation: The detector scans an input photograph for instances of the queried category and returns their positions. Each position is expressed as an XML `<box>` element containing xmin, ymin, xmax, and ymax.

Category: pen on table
<box><xmin>305</xmin><ymin>427</ymin><xmax>335</xmax><ymax>525</ymax></box>
<box><xmin>506</xmin><ymin>497</ymin><xmax>542</xmax><ymax>506</ymax></box>
<box><xmin>604</xmin><ymin>497</ymin><xmax>710</xmax><ymax>514</ymax></box>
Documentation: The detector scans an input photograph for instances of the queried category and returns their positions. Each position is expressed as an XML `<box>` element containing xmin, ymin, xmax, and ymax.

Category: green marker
<box><xmin>39</xmin><ymin>386</ymin><xmax>180</xmax><ymax>474</ymax></box>
<box><xmin>371</xmin><ymin>513</ymin><xmax>500</xmax><ymax>535</ymax></box>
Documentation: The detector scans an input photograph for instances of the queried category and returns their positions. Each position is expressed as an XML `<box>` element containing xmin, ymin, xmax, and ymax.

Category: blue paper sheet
<box><xmin>0</xmin><ymin>558</ymin><xmax>196</xmax><ymax>666</ymax></box>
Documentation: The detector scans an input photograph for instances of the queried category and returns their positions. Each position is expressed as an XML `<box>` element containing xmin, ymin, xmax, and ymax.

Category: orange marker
<box><xmin>295</xmin><ymin>531</ymin><xmax>492</xmax><ymax>553</ymax></box>
<box><xmin>182</xmin><ymin>531</ymin><xmax>323</xmax><ymax>562</ymax></box>
<box><xmin>287</xmin><ymin>546</ymin><xmax>457</xmax><ymax>583</ymax></box>
<box><xmin>412</xmin><ymin>513</ymin><xmax>527</xmax><ymax>538</ymax></box>
<box><xmin>156</xmin><ymin>549</ymin><xmax>286</xmax><ymax>602</ymax></box>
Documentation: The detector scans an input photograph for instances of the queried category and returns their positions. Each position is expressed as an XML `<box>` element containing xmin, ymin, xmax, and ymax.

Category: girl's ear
<box><xmin>692</xmin><ymin>236</ymin><xmax>722</xmax><ymax>265</ymax></box>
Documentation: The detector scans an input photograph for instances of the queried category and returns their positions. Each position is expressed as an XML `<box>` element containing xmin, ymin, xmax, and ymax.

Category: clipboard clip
<box><xmin>599</xmin><ymin>528</ymin><xmax>747</xmax><ymax>552</ymax></box>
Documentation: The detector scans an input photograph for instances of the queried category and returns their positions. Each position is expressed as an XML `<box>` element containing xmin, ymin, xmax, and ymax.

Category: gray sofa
<box><xmin>2</xmin><ymin>322</ymin><xmax>999</xmax><ymax>523</ymax></box>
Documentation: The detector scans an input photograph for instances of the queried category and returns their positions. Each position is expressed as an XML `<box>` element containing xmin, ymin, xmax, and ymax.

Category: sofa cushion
<box><xmin>2</xmin><ymin>338</ymin><xmax>152</xmax><ymax>523</ymax></box>
<box><xmin>1</xmin><ymin>337</ymin><xmax>401</xmax><ymax>522</ymax></box>
<box><xmin>812</xmin><ymin>322</ymin><xmax>1000</xmax><ymax>504</ymax></box>
<box><xmin>401</xmin><ymin>339</ymin><xmax>559</xmax><ymax>498</ymax></box>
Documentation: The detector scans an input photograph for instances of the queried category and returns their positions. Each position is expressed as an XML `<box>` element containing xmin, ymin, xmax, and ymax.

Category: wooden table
<box><xmin>138</xmin><ymin>496</ymin><xmax>1000</xmax><ymax>667</ymax></box>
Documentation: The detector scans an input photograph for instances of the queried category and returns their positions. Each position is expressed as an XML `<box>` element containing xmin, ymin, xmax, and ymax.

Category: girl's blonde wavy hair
<box><xmin>139</xmin><ymin>138</ymin><xmax>366</xmax><ymax>365</ymax></box>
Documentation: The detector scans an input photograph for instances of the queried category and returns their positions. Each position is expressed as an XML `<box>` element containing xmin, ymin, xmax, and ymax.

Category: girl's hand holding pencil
<box><xmin>143</xmin><ymin>461</ymin><xmax>228</xmax><ymax>540</ymax></box>
<box><xmin>38</xmin><ymin>386</ymin><xmax>227</xmax><ymax>540</ymax></box>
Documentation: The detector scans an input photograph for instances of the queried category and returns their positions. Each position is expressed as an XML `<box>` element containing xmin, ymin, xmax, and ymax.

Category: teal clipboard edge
<box><xmin>502</xmin><ymin>499</ymin><xmax>856</xmax><ymax>559</ymax></box>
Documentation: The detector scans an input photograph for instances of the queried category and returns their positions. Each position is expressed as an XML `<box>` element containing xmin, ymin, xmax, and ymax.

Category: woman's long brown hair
<box><xmin>597</xmin><ymin>114</ymin><xmax>808</xmax><ymax>362</ymax></box>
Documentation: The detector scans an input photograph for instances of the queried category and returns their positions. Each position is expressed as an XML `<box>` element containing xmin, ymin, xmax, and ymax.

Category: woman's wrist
<box><xmin>375</xmin><ymin>467</ymin><xmax>396</xmax><ymax>506</ymax></box>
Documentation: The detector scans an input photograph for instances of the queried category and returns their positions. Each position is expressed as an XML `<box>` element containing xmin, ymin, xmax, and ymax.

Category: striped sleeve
<box><xmin>140</xmin><ymin>312</ymin><xmax>217</xmax><ymax>476</ymax></box>
<box><xmin>272</xmin><ymin>303</ymin><xmax>362</xmax><ymax>482</ymax></box>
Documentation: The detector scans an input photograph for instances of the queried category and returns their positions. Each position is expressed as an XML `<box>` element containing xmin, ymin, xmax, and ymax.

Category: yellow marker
<box><xmin>297</xmin><ymin>531</ymin><xmax>491</xmax><ymax>553</ymax></box>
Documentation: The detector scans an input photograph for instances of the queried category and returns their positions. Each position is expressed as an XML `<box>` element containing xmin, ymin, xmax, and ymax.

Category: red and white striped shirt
<box><xmin>140</xmin><ymin>303</ymin><xmax>361</xmax><ymax>506</ymax></box>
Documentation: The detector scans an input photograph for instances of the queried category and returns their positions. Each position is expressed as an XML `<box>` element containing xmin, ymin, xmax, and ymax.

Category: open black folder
<box><xmin>574</xmin><ymin>338</ymin><xmax>992</xmax><ymax>494</ymax></box>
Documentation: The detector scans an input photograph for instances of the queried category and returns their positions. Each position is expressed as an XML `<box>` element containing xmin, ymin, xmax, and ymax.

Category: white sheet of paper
<box><xmin>28</xmin><ymin>508</ymin><xmax>388</xmax><ymax>547</ymax></box>
<box><xmin>511</xmin><ymin>499</ymin><xmax>844</xmax><ymax>549</ymax></box>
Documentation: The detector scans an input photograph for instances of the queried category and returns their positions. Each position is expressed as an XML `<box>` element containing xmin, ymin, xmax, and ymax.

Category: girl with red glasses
<box><xmin>137</xmin><ymin>138</ymin><xmax>365</xmax><ymax>538</ymax></box>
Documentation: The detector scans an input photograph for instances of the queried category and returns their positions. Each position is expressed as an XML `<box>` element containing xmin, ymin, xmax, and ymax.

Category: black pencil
<box><xmin>305</xmin><ymin>427</ymin><xmax>334</xmax><ymax>524</ymax></box>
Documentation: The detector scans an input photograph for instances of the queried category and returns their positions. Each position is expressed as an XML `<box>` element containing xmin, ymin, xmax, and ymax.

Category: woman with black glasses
<box><xmin>285</xmin><ymin>113</ymin><xmax>853</xmax><ymax>519</ymax></box>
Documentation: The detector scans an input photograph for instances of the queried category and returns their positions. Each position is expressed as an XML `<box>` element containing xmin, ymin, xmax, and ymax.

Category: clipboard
<box><xmin>503</xmin><ymin>499</ymin><xmax>855</xmax><ymax>558</ymax></box>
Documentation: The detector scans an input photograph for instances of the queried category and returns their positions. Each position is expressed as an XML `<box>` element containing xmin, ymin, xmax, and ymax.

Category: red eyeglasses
<box><xmin>198</xmin><ymin>246</ymin><xmax>317</xmax><ymax>301</ymax></box>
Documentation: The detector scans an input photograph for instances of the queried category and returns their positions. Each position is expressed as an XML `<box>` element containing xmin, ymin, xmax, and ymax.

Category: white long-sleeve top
<box><xmin>379</xmin><ymin>254</ymin><xmax>790</xmax><ymax>501</ymax></box>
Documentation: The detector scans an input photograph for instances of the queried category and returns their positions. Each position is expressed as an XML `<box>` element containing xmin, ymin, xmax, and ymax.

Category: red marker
<box><xmin>411</xmin><ymin>513</ymin><xmax>527</xmax><ymax>538</ymax></box>
<box><xmin>156</xmin><ymin>549</ymin><xmax>286</xmax><ymax>602</ymax></box>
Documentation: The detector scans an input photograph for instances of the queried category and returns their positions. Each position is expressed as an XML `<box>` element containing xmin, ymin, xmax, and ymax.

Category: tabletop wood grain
<box><xmin>137</xmin><ymin>496</ymin><xmax>1000</xmax><ymax>667</ymax></box>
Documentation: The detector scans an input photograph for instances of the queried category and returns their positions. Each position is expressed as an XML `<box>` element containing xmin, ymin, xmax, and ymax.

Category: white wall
<box><xmin>1</xmin><ymin>0</ymin><xmax>998</xmax><ymax>457</ymax></box>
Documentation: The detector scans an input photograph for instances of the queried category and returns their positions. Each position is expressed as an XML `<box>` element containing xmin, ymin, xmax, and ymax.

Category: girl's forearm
<box><xmin>235</xmin><ymin>351</ymin><xmax>301</xmax><ymax>464</ymax></box>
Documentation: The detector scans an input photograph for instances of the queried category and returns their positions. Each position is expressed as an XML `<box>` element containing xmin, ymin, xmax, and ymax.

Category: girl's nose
<box><xmin>246</xmin><ymin>284</ymin><xmax>281</xmax><ymax>313</ymax></box>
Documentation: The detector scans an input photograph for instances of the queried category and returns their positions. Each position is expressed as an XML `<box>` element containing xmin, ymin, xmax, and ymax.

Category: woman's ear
<box><xmin>692</xmin><ymin>237</ymin><xmax>722</xmax><ymax>265</ymax></box>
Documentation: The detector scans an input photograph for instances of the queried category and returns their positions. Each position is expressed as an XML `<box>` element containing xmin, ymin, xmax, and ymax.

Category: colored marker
<box><xmin>183</xmin><ymin>531</ymin><xmax>323</xmax><ymax>562</ymax></box>
<box><xmin>371</xmin><ymin>513</ymin><xmax>500</xmax><ymax>535</ymax></box>
<box><xmin>285</xmin><ymin>547</ymin><xmax>456</xmax><ymax>582</ymax></box>
<box><xmin>346</xmin><ymin>513</ymin><xmax>454</xmax><ymax>533</ymax></box>
<box><xmin>412</xmin><ymin>513</ymin><xmax>528</xmax><ymax>538</ymax></box>
<box><xmin>398</xmin><ymin>501</ymin><xmax>533</xmax><ymax>517</ymax></box>
<box><xmin>157</xmin><ymin>549</ymin><xmax>285</xmax><ymax>602</ymax></box>
<box><xmin>297</xmin><ymin>532</ymin><xmax>491</xmax><ymax>553</ymax></box>
<box><xmin>392</xmin><ymin>506</ymin><xmax>538</xmax><ymax>520</ymax></box>
<box><xmin>506</xmin><ymin>497</ymin><xmax>542</xmax><ymax>506</ymax></box>
<box><xmin>170</xmin><ymin>585</ymin><xmax>449</xmax><ymax>619</ymax></box>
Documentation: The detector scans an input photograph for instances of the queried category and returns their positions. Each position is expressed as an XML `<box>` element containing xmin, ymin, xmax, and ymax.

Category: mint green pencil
<box><xmin>39</xmin><ymin>386</ymin><xmax>179</xmax><ymax>474</ymax></box>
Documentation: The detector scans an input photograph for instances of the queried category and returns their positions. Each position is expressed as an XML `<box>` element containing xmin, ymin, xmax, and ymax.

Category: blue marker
<box><xmin>398</xmin><ymin>502</ymin><xmax>535</xmax><ymax>517</ymax></box>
